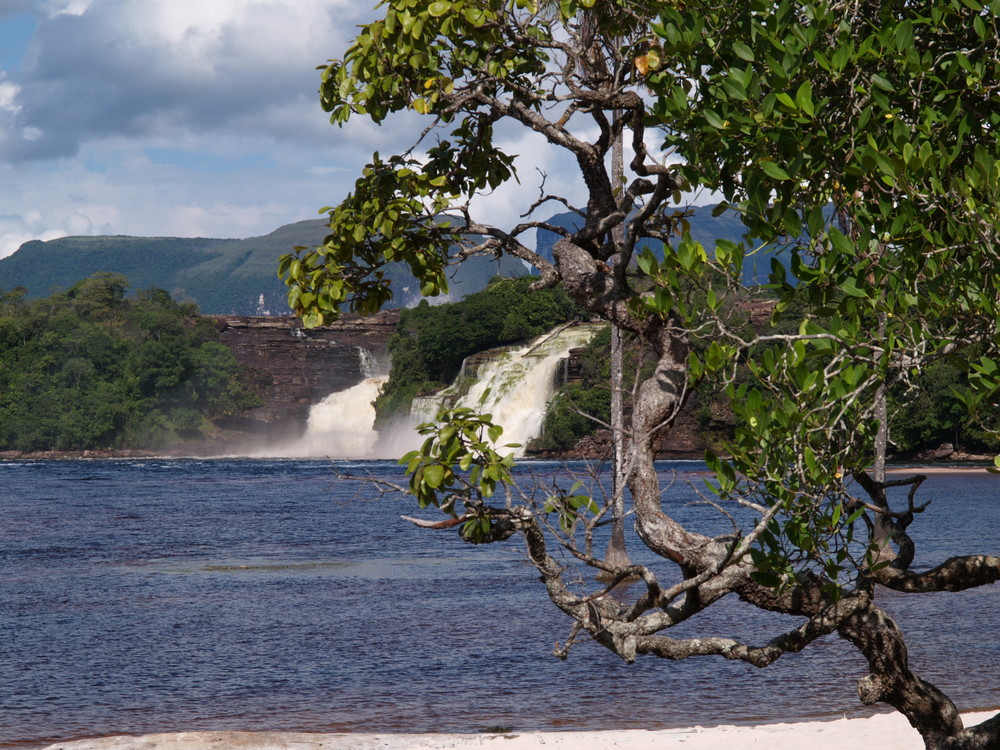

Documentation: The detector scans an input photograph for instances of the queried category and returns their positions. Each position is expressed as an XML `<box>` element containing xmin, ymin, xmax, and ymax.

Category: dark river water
<box><xmin>2</xmin><ymin>459</ymin><xmax>999</xmax><ymax>747</ymax></box>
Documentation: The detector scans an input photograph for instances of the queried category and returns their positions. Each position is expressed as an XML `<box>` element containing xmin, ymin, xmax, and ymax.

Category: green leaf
<box><xmin>463</xmin><ymin>6</ymin><xmax>487</xmax><ymax>25</ymax></box>
<box><xmin>732</xmin><ymin>41</ymin><xmax>755</xmax><ymax>62</ymax></box>
<box><xmin>760</xmin><ymin>160</ymin><xmax>791</xmax><ymax>180</ymax></box>
<box><xmin>703</xmin><ymin>109</ymin><xmax>726</xmax><ymax>129</ymax></box>
<box><xmin>795</xmin><ymin>80</ymin><xmax>814</xmax><ymax>116</ymax></box>
<box><xmin>428</xmin><ymin>1</ymin><xmax>451</xmax><ymax>17</ymax></box>
<box><xmin>637</xmin><ymin>248</ymin><xmax>659</xmax><ymax>275</ymax></box>
<box><xmin>871</xmin><ymin>74</ymin><xmax>894</xmax><ymax>92</ymax></box>
<box><xmin>838</xmin><ymin>277</ymin><xmax>868</xmax><ymax>298</ymax></box>
<box><xmin>423</xmin><ymin>463</ymin><xmax>445</xmax><ymax>488</ymax></box>
<box><xmin>301</xmin><ymin>311</ymin><xmax>324</xmax><ymax>328</ymax></box>
<box><xmin>775</xmin><ymin>92</ymin><xmax>796</xmax><ymax>110</ymax></box>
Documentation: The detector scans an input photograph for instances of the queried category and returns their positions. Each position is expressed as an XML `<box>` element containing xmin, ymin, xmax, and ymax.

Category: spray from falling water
<box><xmin>295</xmin><ymin>376</ymin><xmax>389</xmax><ymax>457</ymax></box>
<box><xmin>251</xmin><ymin>346</ymin><xmax>388</xmax><ymax>459</ymax></box>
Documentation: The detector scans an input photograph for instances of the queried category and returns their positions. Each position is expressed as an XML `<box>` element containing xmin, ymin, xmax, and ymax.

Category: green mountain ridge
<box><xmin>0</xmin><ymin>206</ymin><xmax>793</xmax><ymax>315</ymax></box>
<box><xmin>0</xmin><ymin>219</ymin><xmax>524</xmax><ymax>315</ymax></box>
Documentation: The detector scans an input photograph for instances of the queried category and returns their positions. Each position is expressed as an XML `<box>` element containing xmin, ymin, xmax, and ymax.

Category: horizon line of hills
<box><xmin>0</xmin><ymin>206</ymin><xmax>783</xmax><ymax>316</ymax></box>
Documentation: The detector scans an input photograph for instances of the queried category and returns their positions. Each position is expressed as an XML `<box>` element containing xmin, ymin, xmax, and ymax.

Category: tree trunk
<box><xmin>604</xmin><ymin>322</ymin><xmax>631</xmax><ymax>569</ymax></box>
<box><xmin>603</xmin><ymin>112</ymin><xmax>631</xmax><ymax>572</ymax></box>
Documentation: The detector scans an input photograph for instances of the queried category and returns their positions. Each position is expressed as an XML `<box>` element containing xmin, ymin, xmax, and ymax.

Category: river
<box><xmin>2</xmin><ymin>459</ymin><xmax>998</xmax><ymax>747</ymax></box>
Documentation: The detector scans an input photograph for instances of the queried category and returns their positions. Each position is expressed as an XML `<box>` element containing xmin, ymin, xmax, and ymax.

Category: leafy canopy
<box><xmin>286</xmin><ymin>1</ymin><xmax>1000</xmax><ymax>746</ymax></box>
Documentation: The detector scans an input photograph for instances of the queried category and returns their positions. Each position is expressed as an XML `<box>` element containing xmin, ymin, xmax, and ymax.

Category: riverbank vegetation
<box><xmin>533</xmin><ymin>309</ymin><xmax>1000</xmax><ymax>457</ymax></box>
<box><xmin>0</xmin><ymin>273</ymin><xmax>259</xmax><ymax>451</ymax></box>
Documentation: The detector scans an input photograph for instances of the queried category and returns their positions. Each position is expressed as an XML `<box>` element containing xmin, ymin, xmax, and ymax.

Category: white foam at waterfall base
<box><xmin>296</xmin><ymin>376</ymin><xmax>389</xmax><ymax>458</ymax></box>
<box><xmin>248</xmin><ymin>341</ymin><xmax>389</xmax><ymax>458</ymax></box>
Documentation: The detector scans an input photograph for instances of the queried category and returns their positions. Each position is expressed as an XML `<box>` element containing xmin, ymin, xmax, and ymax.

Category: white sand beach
<box><xmin>39</xmin><ymin>711</ymin><xmax>997</xmax><ymax>750</ymax></box>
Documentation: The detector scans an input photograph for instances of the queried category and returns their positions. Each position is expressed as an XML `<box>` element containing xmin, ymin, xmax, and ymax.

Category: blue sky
<box><xmin>0</xmin><ymin>1</ymin><xmax>687</xmax><ymax>262</ymax></box>
<box><xmin>0</xmin><ymin>0</ymin><xmax>417</xmax><ymax>258</ymax></box>
<box><xmin>0</xmin><ymin>0</ymin><xmax>555</xmax><ymax>260</ymax></box>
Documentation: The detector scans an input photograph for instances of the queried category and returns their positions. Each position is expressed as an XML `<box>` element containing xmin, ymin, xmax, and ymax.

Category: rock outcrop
<box><xmin>211</xmin><ymin>311</ymin><xmax>398</xmax><ymax>438</ymax></box>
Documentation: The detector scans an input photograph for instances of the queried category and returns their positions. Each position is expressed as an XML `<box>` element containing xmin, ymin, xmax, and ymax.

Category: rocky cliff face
<box><xmin>211</xmin><ymin>311</ymin><xmax>398</xmax><ymax>437</ymax></box>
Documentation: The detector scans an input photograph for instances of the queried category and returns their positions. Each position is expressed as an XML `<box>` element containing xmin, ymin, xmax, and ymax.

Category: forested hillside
<box><xmin>531</xmin><ymin>310</ymin><xmax>1000</xmax><ymax>459</ymax></box>
<box><xmin>0</xmin><ymin>207</ymin><xmax>782</xmax><ymax>316</ymax></box>
<box><xmin>0</xmin><ymin>220</ymin><xmax>525</xmax><ymax>315</ymax></box>
<box><xmin>375</xmin><ymin>279</ymin><xmax>1000</xmax><ymax>460</ymax></box>
<box><xmin>0</xmin><ymin>274</ymin><xmax>260</xmax><ymax>451</ymax></box>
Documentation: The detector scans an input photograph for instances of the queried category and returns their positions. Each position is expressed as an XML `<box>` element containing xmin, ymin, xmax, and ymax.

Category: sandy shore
<box><xmin>38</xmin><ymin>712</ymin><xmax>997</xmax><ymax>750</ymax></box>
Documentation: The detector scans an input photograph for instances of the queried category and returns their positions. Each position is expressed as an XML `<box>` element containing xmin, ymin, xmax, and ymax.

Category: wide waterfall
<box><xmin>260</xmin><ymin>324</ymin><xmax>602</xmax><ymax>459</ymax></box>
<box><xmin>407</xmin><ymin>324</ymin><xmax>602</xmax><ymax>456</ymax></box>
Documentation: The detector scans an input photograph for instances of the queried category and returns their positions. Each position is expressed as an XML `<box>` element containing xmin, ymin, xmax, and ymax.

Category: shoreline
<box><xmin>1</xmin><ymin>447</ymin><xmax>996</xmax><ymax>471</ymax></box>
<box><xmin>35</xmin><ymin>712</ymin><xmax>1000</xmax><ymax>750</ymax></box>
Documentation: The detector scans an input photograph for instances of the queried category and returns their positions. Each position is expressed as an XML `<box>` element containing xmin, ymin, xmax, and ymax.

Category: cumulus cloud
<box><xmin>0</xmin><ymin>124</ymin><xmax>368</xmax><ymax>260</ymax></box>
<box><xmin>0</xmin><ymin>210</ymin><xmax>67</xmax><ymax>259</ymax></box>
<box><xmin>0</xmin><ymin>0</ymin><xmax>376</xmax><ymax>162</ymax></box>
<box><xmin>0</xmin><ymin>0</ymin><xmax>623</xmax><ymax>253</ymax></box>
<box><xmin>0</xmin><ymin>208</ymin><xmax>104</xmax><ymax>258</ymax></box>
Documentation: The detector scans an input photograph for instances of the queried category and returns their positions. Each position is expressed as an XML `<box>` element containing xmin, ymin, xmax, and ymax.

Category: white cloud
<box><xmin>0</xmin><ymin>0</ymin><xmax>392</xmax><ymax>253</ymax></box>
<box><xmin>1</xmin><ymin>0</ymin><xmax>376</xmax><ymax>162</ymax></box>
<box><xmin>63</xmin><ymin>211</ymin><xmax>93</xmax><ymax>235</ymax></box>
<box><xmin>43</xmin><ymin>0</ymin><xmax>90</xmax><ymax>17</ymax></box>
<box><xmin>0</xmin><ymin>78</ymin><xmax>20</xmax><ymax>113</ymax></box>
<box><xmin>0</xmin><ymin>0</ymin><xmax>604</xmax><ymax>260</ymax></box>
<box><xmin>0</xmin><ymin>213</ymin><xmax>66</xmax><ymax>259</ymax></box>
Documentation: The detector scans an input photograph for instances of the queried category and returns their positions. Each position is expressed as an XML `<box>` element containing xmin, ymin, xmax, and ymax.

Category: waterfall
<box><xmin>289</xmin><ymin>346</ymin><xmax>387</xmax><ymax>457</ymax></box>
<box><xmin>255</xmin><ymin>326</ymin><xmax>601</xmax><ymax>459</ymax></box>
<box><xmin>251</xmin><ymin>346</ymin><xmax>387</xmax><ymax>458</ymax></box>
<box><xmin>407</xmin><ymin>324</ymin><xmax>602</xmax><ymax>457</ymax></box>
<box><xmin>294</xmin><ymin>375</ymin><xmax>389</xmax><ymax>457</ymax></box>
<box><xmin>357</xmin><ymin>346</ymin><xmax>378</xmax><ymax>378</ymax></box>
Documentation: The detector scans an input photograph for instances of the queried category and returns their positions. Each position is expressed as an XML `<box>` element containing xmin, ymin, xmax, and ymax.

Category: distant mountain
<box><xmin>535</xmin><ymin>205</ymin><xmax>792</xmax><ymax>285</ymax></box>
<box><xmin>0</xmin><ymin>220</ymin><xmax>526</xmax><ymax>315</ymax></box>
<box><xmin>0</xmin><ymin>206</ymin><xmax>793</xmax><ymax>316</ymax></box>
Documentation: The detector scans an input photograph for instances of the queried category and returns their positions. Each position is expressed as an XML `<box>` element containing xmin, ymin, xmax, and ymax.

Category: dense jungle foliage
<box><xmin>372</xmin><ymin>276</ymin><xmax>583</xmax><ymax>427</ymax></box>
<box><xmin>372</xmin><ymin>271</ymin><xmax>998</xmax><ymax>456</ymax></box>
<box><xmin>533</xmin><ymin>306</ymin><xmax>1000</xmax><ymax>456</ymax></box>
<box><xmin>0</xmin><ymin>273</ymin><xmax>260</xmax><ymax>451</ymax></box>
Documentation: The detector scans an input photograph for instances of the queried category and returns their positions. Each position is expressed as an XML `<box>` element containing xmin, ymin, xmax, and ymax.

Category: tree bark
<box><xmin>604</xmin><ymin>111</ymin><xmax>631</xmax><ymax>573</ymax></box>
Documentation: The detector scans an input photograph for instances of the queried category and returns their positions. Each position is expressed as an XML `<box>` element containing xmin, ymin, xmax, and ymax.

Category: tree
<box><xmin>0</xmin><ymin>274</ymin><xmax>260</xmax><ymax>451</ymax></box>
<box><xmin>280</xmin><ymin>2</ymin><xmax>1000</xmax><ymax>747</ymax></box>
